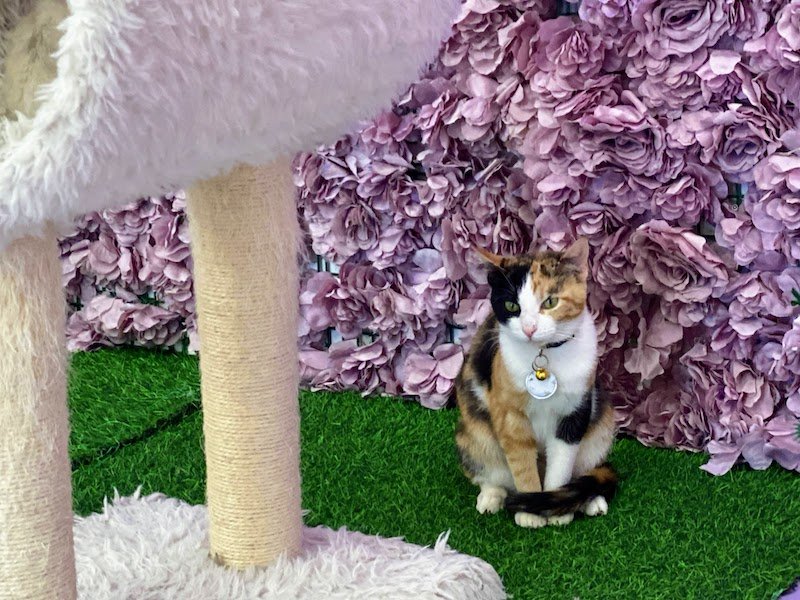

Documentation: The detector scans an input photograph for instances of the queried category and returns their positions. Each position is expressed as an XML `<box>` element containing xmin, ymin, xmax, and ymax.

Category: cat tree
<box><xmin>0</xmin><ymin>0</ymin><xmax>505</xmax><ymax>597</ymax></box>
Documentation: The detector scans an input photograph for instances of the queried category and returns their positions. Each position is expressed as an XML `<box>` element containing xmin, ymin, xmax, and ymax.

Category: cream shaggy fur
<box><xmin>0</xmin><ymin>0</ymin><xmax>457</xmax><ymax>250</ymax></box>
<box><xmin>74</xmin><ymin>491</ymin><xmax>507</xmax><ymax>600</ymax></box>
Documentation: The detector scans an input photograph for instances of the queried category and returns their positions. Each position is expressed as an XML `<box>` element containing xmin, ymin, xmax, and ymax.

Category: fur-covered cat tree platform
<box><xmin>0</xmin><ymin>0</ymin><xmax>505</xmax><ymax>597</ymax></box>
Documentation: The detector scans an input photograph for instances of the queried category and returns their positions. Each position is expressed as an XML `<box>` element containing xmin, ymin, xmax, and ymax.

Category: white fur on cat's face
<box><xmin>500</xmin><ymin>274</ymin><xmax>571</xmax><ymax>346</ymax></box>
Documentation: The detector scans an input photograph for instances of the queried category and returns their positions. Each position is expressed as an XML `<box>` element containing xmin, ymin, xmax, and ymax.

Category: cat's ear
<box><xmin>562</xmin><ymin>237</ymin><xmax>589</xmax><ymax>277</ymax></box>
<box><xmin>473</xmin><ymin>246</ymin><xmax>505</xmax><ymax>268</ymax></box>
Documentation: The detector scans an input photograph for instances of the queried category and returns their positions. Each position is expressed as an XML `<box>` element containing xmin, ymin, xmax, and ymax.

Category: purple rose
<box><xmin>298</xmin><ymin>272</ymin><xmax>338</xmax><ymax>336</ymax></box>
<box><xmin>594</xmin><ymin>170</ymin><xmax>659</xmax><ymax>220</ymax></box>
<box><xmin>721</xmin><ymin>361</ymin><xmax>777</xmax><ymax>422</ymax></box>
<box><xmin>531</xmin><ymin>17</ymin><xmax>606</xmax><ymax>93</ymax></box>
<box><xmin>102</xmin><ymin>199</ymin><xmax>157</xmax><ymax>247</ymax></box>
<box><xmin>701</xmin><ymin>425</ymin><xmax>769</xmax><ymax>475</ymax></box>
<box><xmin>722</xmin><ymin>269</ymin><xmax>800</xmax><ymax>338</ymax></box>
<box><xmin>326</xmin><ymin>340</ymin><xmax>392</xmax><ymax>395</ymax></box>
<box><xmin>340</xmin><ymin>264</ymin><xmax>392</xmax><ymax>303</ymax></box>
<box><xmin>651</xmin><ymin>162</ymin><xmax>727</xmax><ymax>227</ymax></box>
<box><xmin>670</xmin><ymin>103</ymin><xmax>786</xmax><ymax>182</ymax></box>
<box><xmin>499</xmin><ymin>10</ymin><xmax>541</xmax><ymax>78</ymax></box>
<box><xmin>139</xmin><ymin>210</ymin><xmax>192</xmax><ymax>291</ymax></box>
<box><xmin>441</xmin><ymin>187</ymin><xmax>502</xmax><ymax>279</ymax></box>
<box><xmin>543</xmin><ymin>75</ymin><xmax>624</xmax><ymax>129</ymax></box>
<box><xmin>577</xmin><ymin>91</ymin><xmax>669</xmax><ymax>179</ymax></box>
<box><xmin>631</xmin><ymin>0</ymin><xmax>729</xmax><ymax>60</ymax></box>
<box><xmin>776</xmin><ymin>0</ymin><xmax>800</xmax><ymax>43</ymax></box>
<box><xmin>789</xmin><ymin>383</ymin><xmax>800</xmax><ymax>418</ymax></box>
<box><xmin>697</xmin><ymin>50</ymin><xmax>747</xmax><ymax>105</ymax></box>
<box><xmin>660</xmin><ymin>297</ymin><xmax>713</xmax><ymax>327</ymax></box>
<box><xmin>400</xmin><ymin>249</ymin><xmax>461</xmax><ymax>324</ymax></box>
<box><xmin>497</xmin><ymin>76</ymin><xmax>537</xmax><ymax>141</ymax></box>
<box><xmin>402</xmin><ymin>344</ymin><xmax>465</xmax><ymax>408</ymax></box>
<box><xmin>327</xmin><ymin>285</ymin><xmax>372</xmax><ymax>340</ymax></box>
<box><xmin>624</xmin><ymin>310</ymin><xmax>684</xmax><ymax>382</ymax></box>
<box><xmin>716</xmin><ymin>105</ymin><xmax>787</xmax><ymax>181</ymax></box>
<box><xmin>568</xmin><ymin>202</ymin><xmax>624</xmax><ymax>246</ymax></box>
<box><xmin>745</xmin><ymin>1</ymin><xmax>800</xmax><ymax>100</ymax></box>
<box><xmin>779</xmin><ymin>316</ymin><xmax>800</xmax><ymax>377</ymax></box>
<box><xmin>710</xmin><ymin>319</ymin><xmax>758</xmax><ymax>363</ymax></box>
<box><xmin>371</xmin><ymin>287</ymin><xmax>425</xmax><ymax>349</ymax></box>
<box><xmin>417</xmin><ymin>171</ymin><xmax>464</xmax><ymax>221</ymax></box>
<box><xmin>535</xmin><ymin>173</ymin><xmax>582</xmax><ymax>209</ymax></box>
<box><xmin>522</xmin><ymin>122</ymin><xmax>586</xmax><ymax>180</ymax></box>
<box><xmin>751</xmin><ymin>188</ymin><xmax>800</xmax><ymax>232</ymax></box>
<box><xmin>628</xmin><ymin>49</ymin><xmax>707</xmax><ymax>116</ymax></box>
<box><xmin>591</xmin><ymin>228</ymin><xmax>642</xmax><ymax>314</ymax></box>
<box><xmin>534</xmin><ymin>206</ymin><xmax>572</xmax><ymax>251</ymax></box>
<box><xmin>578</xmin><ymin>0</ymin><xmax>631</xmax><ymax>35</ymax></box>
<box><xmin>625</xmin><ymin>381</ymin><xmax>678</xmax><ymax>446</ymax></box>
<box><xmin>715</xmin><ymin>212</ymin><xmax>767</xmax><ymax>267</ymax></box>
<box><xmin>408</xmin><ymin>79</ymin><xmax>461</xmax><ymax>154</ymax></box>
<box><xmin>60</xmin><ymin>236</ymin><xmax>91</xmax><ymax>301</ymax></box>
<box><xmin>299</xmin><ymin>348</ymin><xmax>332</xmax><ymax>388</ymax></box>
<box><xmin>764</xmin><ymin>410</ymin><xmax>800</xmax><ymax>470</ymax></box>
<box><xmin>728</xmin><ymin>0</ymin><xmax>771</xmax><ymax>40</ymax></box>
<box><xmin>87</xmin><ymin>232</ymin><xmax>122</xmax><ymax>284</ymax></box>
<box><xmin>754</xmin><ymin>127</ymin><xmax>800</xmax><ymax>193</ymax></box>
<box><xmin>441</xmin><ymin>0</ymin><xmax>512</xmax><ymax>76</ymax></box>
<box><xmin>451</xmin><ymin>287</ymin><xmax>491</xmax><ymax>350</ymax></box>
<box><xmin>66</xmin><ymin>312</ymin><xmax>109</xmax><ymax>351</ymax></box>
<box><xmin>78</xmin><ymin>295</ymin><xmax>182</xmax><ymax>348</ymax></box>
<box><xmin>450</xmin><ymin>74</ymin><xmax>500</xmax><ymax>143</ymax></box>
<box><xmin>360</xmin><ymin>110</ymin><xmax>414</xmax><ymax>149</ymax></box>
<box><xmin>630</xmin><ymin>221</ymin><xmax>730</xmax><ymax>303</ymax></box>
<box><xmin>329</xmin><ymin>195</ymin><xmax>383</xmax><ymax>260</ymax></box>
<box><xmin>588</xmin><ymin>293</ymin><xmax>634</xmax><ymax>355</ymax></box>
<box><xmin>664</xmin><ymin>387</ymin><xmax>713</xmax><ymax>451</ymax></box>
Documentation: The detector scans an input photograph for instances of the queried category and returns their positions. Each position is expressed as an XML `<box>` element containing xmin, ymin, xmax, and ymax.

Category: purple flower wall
<box><xmin>61</xmin><ymin>0</ymin><xmax>800</xmax><ymax>475</ymax></box>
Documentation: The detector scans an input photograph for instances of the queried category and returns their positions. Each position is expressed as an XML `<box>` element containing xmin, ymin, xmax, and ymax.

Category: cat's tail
<box><xmin>504</xmin><ymin>463</ymin><xmax>618</xmax><ymax>517</ymax></box>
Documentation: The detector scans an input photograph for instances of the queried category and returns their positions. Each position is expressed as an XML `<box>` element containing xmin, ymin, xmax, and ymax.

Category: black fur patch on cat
<box><xmin>444</xmin><ymin>388</ymin><xmax>457</xmax><ymax>409</ymax></box>
<box><xmin>556</xmin><ymin>389</ymin><xmax>593</xmax><ymax>444</ymax></box>
<box><xmin>471</xmin><ymin>316</ymin><xmax>498</xmax><ymax>390</ymax></box>
<box><xmin>487</xmin><ymin>260</ymin><xmax>531</xmax><ymax>324</ymax></box>
<box><xmin>457</xmin><ymin>376</ymin><xmax>491</xmax><ymax>423</ymax></box>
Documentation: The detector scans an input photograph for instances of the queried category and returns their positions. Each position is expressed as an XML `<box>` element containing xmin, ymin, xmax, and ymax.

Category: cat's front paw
<box><xmin>582</xmin><ymin>495</ymin><xmax>608</xmax><ymax>517</ymax></box>
<box><xmin>476</xmin><ymin>487</ymin><xmax>506</xmax><ymax>514</ymax></box>
<box><xmin>547</xmin><ymin>513</ymin><xmax>574</xmax><ymax>527</ymax></box>
<box><xmin>514</xmin><ymin>512</ymin><xmax>547</xmax><ymax>528</ymax></box>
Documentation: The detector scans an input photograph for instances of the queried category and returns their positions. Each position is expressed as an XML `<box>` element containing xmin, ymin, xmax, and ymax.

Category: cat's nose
<box><xmin>523</xmin><ymin>323</ymin><xmax>537</xmax><ymax>338</ymax></box>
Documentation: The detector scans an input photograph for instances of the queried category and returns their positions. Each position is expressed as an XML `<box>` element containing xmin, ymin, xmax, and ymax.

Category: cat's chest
<box><xmin>499</xmin><ymin>341</ymin><xmax>592</xmax><ymax>437</ymax></box>
<box><xmin>501</xmin><ymin>347</ymin><xmax>588</xmax><ymax>398</ymax></box>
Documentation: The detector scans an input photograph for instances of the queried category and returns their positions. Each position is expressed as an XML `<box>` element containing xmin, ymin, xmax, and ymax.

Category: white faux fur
<box><xmin>0</xmin><ymin>0</ymin><xmax>457</xmax><ymax>249</ymax></box>
<box><xmin>74</xmin><ymin>491</ymin><xmax>506</xmax><ymax>600</ymax></box>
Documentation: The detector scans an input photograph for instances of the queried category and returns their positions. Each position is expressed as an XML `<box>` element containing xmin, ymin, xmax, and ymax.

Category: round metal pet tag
<box><xmin>525</xmin><ymin>369</ymin><xmax>558</xmax><ymax>399</ymax></box>
<box><xmin>526</xmin><ymin>351</ymin><xmax>558</xmax><ymax>399</ymax></box>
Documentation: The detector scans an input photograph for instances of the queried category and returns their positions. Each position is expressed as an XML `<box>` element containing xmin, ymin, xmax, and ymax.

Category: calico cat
<box><xmin>454</xmin><ymin>238</ymin><xmax>617</xmax><ymax>528</ymax></box>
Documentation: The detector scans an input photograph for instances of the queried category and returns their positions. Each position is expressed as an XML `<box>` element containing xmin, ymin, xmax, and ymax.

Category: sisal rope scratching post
<box><xmin>0</xmin><ymin>232</ymin><xmax>77</xmax><ymax>600</ymax></box>
<box><xmin>186</xmin><ymin>160</ymin><xmax>302</xmax><ymax>568</ymax></box>
<box><xmin>0</xmin><ymin>2</ymin><xmax>76</xmax><ymax>598</ymax></box>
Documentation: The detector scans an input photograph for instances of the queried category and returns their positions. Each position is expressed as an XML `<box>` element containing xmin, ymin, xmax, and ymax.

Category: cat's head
<box><xmin>477</xmin><ymin>239</ymin><xmax>590</xmax><ymax>345</ymax></box>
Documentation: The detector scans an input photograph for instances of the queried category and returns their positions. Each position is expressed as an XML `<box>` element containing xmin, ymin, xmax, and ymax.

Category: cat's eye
<box><xmin>542</xmin><ymin>296</ymin><xmax>559</xmax><ymax>310</ymax></box>
<box><xmin>504</xmin><ymin>300</ymin><xmax>520</xmax><ymax>314</ymax></box>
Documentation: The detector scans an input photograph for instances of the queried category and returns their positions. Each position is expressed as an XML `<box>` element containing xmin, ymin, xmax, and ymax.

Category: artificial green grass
<box><xmin>69</xmin><ymin>349</ymin><xmax>800</xmax><ymax>600</ymax></box>
<box><xmin>68</xmin><ymin>348</ymin><xmax>200</xmax><ymax>465</ymax></box>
